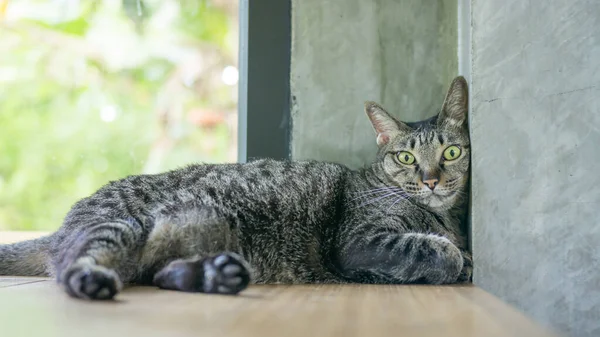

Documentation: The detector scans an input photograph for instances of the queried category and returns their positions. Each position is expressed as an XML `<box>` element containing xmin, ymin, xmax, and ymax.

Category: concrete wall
<box><xmin>290</xmin><ymin>0</ymin><xmax>457</xmax><ymax>168</ymax></box>
<box><xmin>470</xmin><ymin>1</ymin><xmax>600</xmax><ymax>336</ymax></box>
<box><xmin>291</xmin><ymin>0</ymin><xmax>599</xmax><ymax>335</ymax></box>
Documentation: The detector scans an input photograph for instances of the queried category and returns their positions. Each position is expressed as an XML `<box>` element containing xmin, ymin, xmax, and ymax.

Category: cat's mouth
<box><xmin>423</xmin><ymin>188</ymin><xmax>455</xmax><ymax>197</ymax></box>
<box><xmin>418</xmin><ymin>190</ymin><xmax>456</xmax><ymax>208</ymax></box>
<box><xmin>421</xmin><ymin>193</ymin><xmax>450</xmax><ymax>208</ymax></box>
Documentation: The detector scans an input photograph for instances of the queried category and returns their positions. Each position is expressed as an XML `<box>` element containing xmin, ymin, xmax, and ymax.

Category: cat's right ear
<box><xmin>364</xmin><ymin>101</ymin><xmax>410</xmax><ymax>147</ymax></box>
<box><xmin>438</xmin><ymin>76</ymin><xmax>468</xmax><ymax>128</ymax></box>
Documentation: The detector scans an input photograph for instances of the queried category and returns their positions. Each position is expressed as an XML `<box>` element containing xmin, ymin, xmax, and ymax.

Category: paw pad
<box><xmin>203</xmin><ymin>253</ymin><xmax>251</xmax><ymax>294</ymax></box>
<box><xmin>62</xmin><ymin>264</ymin><xmax>122</xmax><ymax>300</ymax></box>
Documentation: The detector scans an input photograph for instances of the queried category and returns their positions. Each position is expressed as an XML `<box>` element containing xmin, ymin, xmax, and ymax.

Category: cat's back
<box><xmin>63</xmin><ymin>158</ymin><xmax>351</xmax><ymax>226</ymax></box>
<box><xmin>128</xmin><ymin>158</ymin><xmax>353</xmax><ymax>222</ymax></box>
<box><xmin>175</xmin><ymin>158</ymin><xmax>351</xmax><ymax>197</ymax></box>
<box><xmin>214</xmin><ymin>158</ymin><xmax>350</xmax><ymax>214</ymax></box>
<box><xmin>100</xmin><ymin>158</ymin><xmax>350</xmax><ymax>197</ymax></box>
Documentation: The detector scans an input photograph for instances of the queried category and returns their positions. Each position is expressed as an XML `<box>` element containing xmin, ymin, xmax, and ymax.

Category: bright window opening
<box><xmin>0</xmin><ymin>0</ymin><xmax>239</xmax><ymax>231</ymax></box>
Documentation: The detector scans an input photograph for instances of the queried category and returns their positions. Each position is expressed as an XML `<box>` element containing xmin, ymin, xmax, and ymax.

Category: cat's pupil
<box><xmin>450</xmin><ymin>149</ymin><xmax>455</xmax><ymax>157</ymax></box>
<box><xmin>404</xmin><ymin>155</ymin><xmax>409</xmax><ymax>161</ymax></box>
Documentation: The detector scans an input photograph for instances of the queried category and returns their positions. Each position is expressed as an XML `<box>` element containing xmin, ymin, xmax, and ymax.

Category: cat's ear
<box><xmin>365</xmin><ymin>101</ymin><xmax>410</xmax><ymax>147</ymax></box>
<box><xmin>438</xmin><ymin>76</ymin><xmax>468</xmax><ymax>128</ymax></box>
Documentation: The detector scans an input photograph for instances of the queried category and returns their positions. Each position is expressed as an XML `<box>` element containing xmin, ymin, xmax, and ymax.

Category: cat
<box><xmin>0</xmin><ymin>76</ymin><xmax>472</xmax><ymax>300</ymax></box>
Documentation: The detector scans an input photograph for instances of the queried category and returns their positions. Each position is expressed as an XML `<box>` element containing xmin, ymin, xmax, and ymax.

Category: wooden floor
<box><xmin>0</xmin><ymin>232</ymin><xmax>558</xmax><ymax>337</ymax></box>
<box><xmin>0</xmin><ymin>279</ymin><xmax>560</xmax><ymax>337</ymax></box>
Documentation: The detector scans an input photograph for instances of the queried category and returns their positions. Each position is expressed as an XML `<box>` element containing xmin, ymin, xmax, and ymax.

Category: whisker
<box><xmin>387</xmin><ymin>194</ymin><xmax>409</xmax><ymax>212</ymax></box>
<box><xmin>355</xmin><ymin>191</ymin><xmax>399</xmax><ymax>208</ymax></box>
<box><xmin>350</xmin><ymin>190</ymin><xmax>389</xmax><ymax>202</ymax></box>
<box><xmin>350</xmin><ymin>187</ymin><xmax>403</xmax><ymax>201</ymax></box>
<box><xmin>451</xmin><ymin>190</ymin><xmax>469</xmax><ymax>196</ymax></box>
<box><xmin>351</xmin><ymin>186</ymin><xmax>400</xmax><ymax>195</ymax></box>
<box><xmin>380</xmin><ymin>188</ymin><xmax>411</xmax><ymax>210</ymax></box>
<box><xmin>388</xmin><ymin>188</ymin><xmax>410</xmax><ymax>200</ymax></box>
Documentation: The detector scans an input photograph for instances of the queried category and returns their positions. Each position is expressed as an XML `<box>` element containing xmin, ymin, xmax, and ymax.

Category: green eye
<box><xmin>397</xmin><ymin>151</ymin><xmax>416</xmax><ymax>165</ymax></box>
<box><xmin>443</xmin><ymin>146</ymin><xmax>461</xmax><ymax>161</ymax></box>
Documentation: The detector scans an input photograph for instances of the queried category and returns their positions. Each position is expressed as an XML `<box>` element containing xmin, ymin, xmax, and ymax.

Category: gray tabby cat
<box><xmin>0</xmin><ymin>76</ymin><xmax>472</xmax><ymax>300</ymax></box>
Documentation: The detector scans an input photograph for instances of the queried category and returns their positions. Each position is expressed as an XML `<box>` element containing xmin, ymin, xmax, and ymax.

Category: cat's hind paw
<box><xmin>153</xmin><ymin>252</ymin><xmax>251</xmax><ymax>295</ymax></box>
<box><xmin>203</xmin><ymin>252</ymin><xmax>251</xmax><ymax>295</ymax></box>
<box><xmin>61</xmin><ymin>263</ymin><xmax>123</xmax><ymax>300</ymax></box>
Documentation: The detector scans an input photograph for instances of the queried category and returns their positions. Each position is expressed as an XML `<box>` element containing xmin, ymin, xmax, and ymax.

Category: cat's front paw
<box><xmin>457</xmin><ymin>251</ymin><xmax>473</xmax><ymax>283</ymax></box>
<box><xmin>60</xmin><ymin>263</ymin><xmax>123</xmax><ymax>300</ymax></box>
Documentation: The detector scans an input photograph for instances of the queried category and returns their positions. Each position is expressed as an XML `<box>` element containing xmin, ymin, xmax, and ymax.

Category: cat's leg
<box><xmin>54</xmin><ymin>220</ymin><xmax>145</xmax><ymax>300</ymax></box>
<box><xmin>457</xmin><ymin>249</ymin><xmax>473</xmax><ymax>283</ymax></box>
<box><xmin>338</xmin><ymin>232</ymin><xmax>464</xmax><ymax>284</ymax></box>
<box><xmin>153</xmin><ymin>252</ymin><xmax>251</xmax><ymax>295</ymax></box>
<box><xmin>140</xmin><ymin>205</ymin><xmax>250</xmax><ymax>294</ymax></box>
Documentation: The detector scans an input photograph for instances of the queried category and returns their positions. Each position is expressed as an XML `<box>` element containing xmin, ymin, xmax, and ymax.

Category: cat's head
<box><xmin>365</xmin><ymin>76</ymin><xmax>470</xmax><ymax>210</ymax></box>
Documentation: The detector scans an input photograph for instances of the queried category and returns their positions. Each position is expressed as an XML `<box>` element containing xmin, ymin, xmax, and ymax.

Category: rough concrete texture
<box><xmin>290</xmin><ymin>0</ymin><xmax>457</xmax><ymax>168</ymax></box>
<box><xmin>470</xmin><ymin>1</ymin><xmax>600</xmax><ymax>336</ymax></box>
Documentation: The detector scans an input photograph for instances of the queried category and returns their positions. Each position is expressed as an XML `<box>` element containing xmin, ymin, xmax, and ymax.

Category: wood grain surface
<box><xmin>0</xmin><ymin>280</ymin><xmax>559</xmax><ymax>337</ymax></box>
<box><xmin>0</xmin><ymin>232</ymin><xmax>559</xmax><ymax>337</ymax></box>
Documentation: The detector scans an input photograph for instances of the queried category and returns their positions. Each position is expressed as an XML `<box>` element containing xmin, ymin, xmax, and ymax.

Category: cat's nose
<box><xmin>422</xmin><ymin>178</ymin><xmax>439</xmax><ymax>190</ymax></box>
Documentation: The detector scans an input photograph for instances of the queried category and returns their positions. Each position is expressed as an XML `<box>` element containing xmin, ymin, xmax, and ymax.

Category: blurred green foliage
<box><xmin>0</xmin><ymin>0</ymin><xmax>238</xmax><ymax>231</ymax></box>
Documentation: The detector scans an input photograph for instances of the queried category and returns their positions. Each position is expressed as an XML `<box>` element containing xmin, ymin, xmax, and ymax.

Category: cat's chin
<box><xmin>422</xmin><ymin>197</ymin><xmax>446</xmax><ymax>209</ymax></box>
<box><xmin>419</xmin><ymin>193</ymin><xmax>455</xmax><ymax>210</ymax></box>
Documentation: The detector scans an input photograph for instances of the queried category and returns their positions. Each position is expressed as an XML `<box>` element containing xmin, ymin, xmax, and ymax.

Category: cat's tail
<box><xmin>0</xmin><ymin>235</ymin><xmax>54</xmax><ymax>276</ymax></box>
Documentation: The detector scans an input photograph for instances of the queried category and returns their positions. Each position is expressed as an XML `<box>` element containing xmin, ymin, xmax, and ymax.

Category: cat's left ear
<box><xmin>365</xmin><ymin>101</ymin><xmax>411</xmax><ymax>147</ymax></box>
<box><xmin>438</xmin><ymin>76</ymin><xmax>468</xmax><ymax>128</ymax></box>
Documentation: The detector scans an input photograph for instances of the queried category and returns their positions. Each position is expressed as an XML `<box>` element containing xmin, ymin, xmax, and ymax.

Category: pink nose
<box><xmin>423</xmin><ymin>178</ymin><xmax>439</xmax><ymax>190</ymax></box>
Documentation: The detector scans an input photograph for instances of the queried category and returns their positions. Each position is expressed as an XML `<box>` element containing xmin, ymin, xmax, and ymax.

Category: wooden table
<box><xmin>0</xmin><ymin>233</ymin><xmax>559</xmax><ymax>337</ymax></box>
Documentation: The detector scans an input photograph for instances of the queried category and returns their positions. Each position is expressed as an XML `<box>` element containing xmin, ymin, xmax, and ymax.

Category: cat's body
<box><xmin>0</xmin><ymin>76</ymin><xmax>472</xmax><ymax>300</ymax></box>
